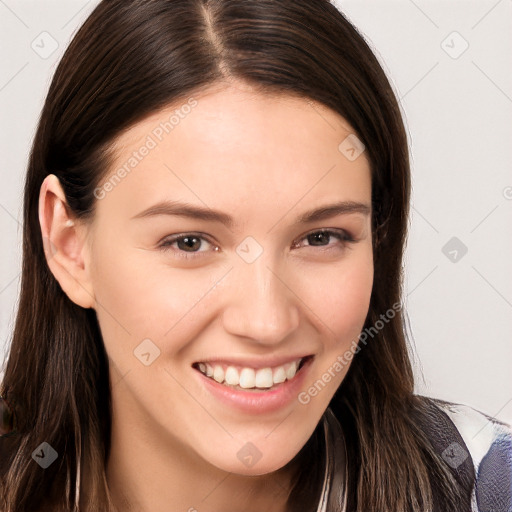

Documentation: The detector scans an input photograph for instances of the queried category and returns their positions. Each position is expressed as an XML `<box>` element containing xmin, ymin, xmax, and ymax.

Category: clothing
<box><xmin>316</xmin><ymin>397</ymin><xmax>512</xmax><ymax>512</ymax></box>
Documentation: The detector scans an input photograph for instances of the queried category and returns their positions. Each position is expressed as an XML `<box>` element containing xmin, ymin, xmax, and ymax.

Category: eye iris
<box><xmin>177</xmin><ymin>236</ymin><xmax>201</xmax><ymax>252</ymax></box>
<box><xmin>308</xmin><ymin>231</ymin><xmax>330</xmax><ymax>246</ymax></box>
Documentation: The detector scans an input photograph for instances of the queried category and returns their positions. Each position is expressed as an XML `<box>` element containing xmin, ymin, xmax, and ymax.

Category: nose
<box><xmin>221</xmin><ymin>253</ymin><xmax>300</xmax><ymax>348</ymax></box>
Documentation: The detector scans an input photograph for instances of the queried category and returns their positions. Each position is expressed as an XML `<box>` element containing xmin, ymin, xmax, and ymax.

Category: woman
<box><xmin>0</xmin><ymin>0</ymin><xmax>510</xmax><ymax>510</ymax></box>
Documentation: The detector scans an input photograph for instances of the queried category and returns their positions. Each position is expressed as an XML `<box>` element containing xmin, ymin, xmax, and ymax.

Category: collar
<box><xmin>316</xmin><ymin>406</ymin><xmax>348</xmax><ymax>512</ymax></box>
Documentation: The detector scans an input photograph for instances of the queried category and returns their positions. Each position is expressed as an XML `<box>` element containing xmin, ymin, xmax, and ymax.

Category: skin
<box><xmin>39</xmin><ymin>80</ymin><xmax>374</xmax><ymax>512</ymax></box>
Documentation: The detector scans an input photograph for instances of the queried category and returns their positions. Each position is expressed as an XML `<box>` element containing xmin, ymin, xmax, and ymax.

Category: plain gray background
<box><xmin>1</xmin><ymin>0</ymin><xmax>511</xmax><ymax>424</ymax></box>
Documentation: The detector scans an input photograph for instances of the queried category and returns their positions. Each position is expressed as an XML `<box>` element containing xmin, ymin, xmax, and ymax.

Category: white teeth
<box><xmin>239</xmin><ymin>368</ymin><xmax>256</xmax><ymax>389</ymax></box>
<box><xmin>255</xmin><ymin>368</ymin><xmax>273</xmax><ymax>388</ymax></box>
<box><xmin>196</xmin><ymin>357</ymin><xmax>304</xmax><ymax>389</ymax></box>
<box><xmin>224</xmin><ymin>366</ymin><xmax>239</xmax><ymax>385</ymax></box>
<box><xmin>285</xmin><ymin>361</ymin><xmax>298</xmax><ymax>380</ymax></box>
<box><xmin>273</xmin><ymin>366</ymin><xmax>286</xmax><ymax>384</ymax></box>
<box><xmin>213</xmin><ymin>365</ymin><xmax>225</xmax><ymax>383</ymax></box>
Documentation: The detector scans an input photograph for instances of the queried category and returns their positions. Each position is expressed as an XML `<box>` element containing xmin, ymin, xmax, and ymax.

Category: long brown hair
<box><xmin>0</xmin><ymin>0</ymin><xmax>468</xmax><ymax>510</ymax></box>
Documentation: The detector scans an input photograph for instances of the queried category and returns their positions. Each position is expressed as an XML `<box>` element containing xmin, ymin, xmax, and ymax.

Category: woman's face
<box><xmin>60</xmin><ymin>82</ymin><xmax>373</xmax><ymax>476</ymax></box>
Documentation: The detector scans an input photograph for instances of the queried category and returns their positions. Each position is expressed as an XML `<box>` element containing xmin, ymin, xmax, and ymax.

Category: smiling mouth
<box><xmin>192</xmin><ymin>355</ymin><xmax>313</xmax><ymax>391</ymax></box>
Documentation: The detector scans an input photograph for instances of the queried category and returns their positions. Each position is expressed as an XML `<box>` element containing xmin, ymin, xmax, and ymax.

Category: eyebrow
<box><xmin>130</xmin><ymin>199</ymin><xmax>371</xmax><ymax>228</ymax></box>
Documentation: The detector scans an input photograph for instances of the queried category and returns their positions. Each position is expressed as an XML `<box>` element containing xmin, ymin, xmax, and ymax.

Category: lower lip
<box><xmin>193</xmin><ymin>356</ymin><xmax>314</xmax><ymax>415</ymax></box>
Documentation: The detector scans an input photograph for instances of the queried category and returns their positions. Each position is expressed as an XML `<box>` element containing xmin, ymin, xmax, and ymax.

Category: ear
<box><xmin>38</xmin><ymin>174</ymin><xmax>95</xmax><ymax>309</ymax></box>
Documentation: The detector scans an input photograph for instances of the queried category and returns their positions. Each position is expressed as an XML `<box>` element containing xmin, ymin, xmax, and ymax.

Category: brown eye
<box><xmin>174</xmin><ymin>235</ymin><xmax>202</xmax><ymax>252</ymax></box>
<box><xmin>159</xmin><ymin>233</ymin><xmax>217</xmax><ymax>260</ymax></box>
<box><xmin>293</xmin><ymin>229</ymin><xmax>355</xmax><ymax>251</ymax></box>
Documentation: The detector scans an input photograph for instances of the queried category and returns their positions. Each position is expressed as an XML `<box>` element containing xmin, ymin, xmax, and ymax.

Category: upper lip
<box><xmin>193</xmin><ymin>354</ymin><xmax>313</xmax><ymax>370</ymax></box>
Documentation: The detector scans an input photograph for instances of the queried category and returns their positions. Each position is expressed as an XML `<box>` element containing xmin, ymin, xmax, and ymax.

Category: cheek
<box><xmin>87</xmin><ymin>235</ymin><xmax>158</xmax><ymax>345</ymax></box>
<box><xmin>89</xmin><ymin>241</ymin><xmax>223</xmax><ymax>348</ymax></box>
<box><xmin>297</xmin><ymin>251</ymin><xmax>374</xmax><ymax>343</ymax></box>
<box><xmin>292</xmin><ymin>253</ymin><xmax>373</xmax><ymax>409</ymax></box>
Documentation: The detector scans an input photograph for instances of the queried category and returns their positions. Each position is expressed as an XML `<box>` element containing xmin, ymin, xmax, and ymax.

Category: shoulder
<box><xmin>419</xmin><ymin>396</ymin><xmax>512</xmax><ymax>512</ymax></box>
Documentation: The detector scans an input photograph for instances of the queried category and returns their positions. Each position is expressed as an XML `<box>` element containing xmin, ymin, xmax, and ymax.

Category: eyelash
<box><xmin>158</xmin><ymin>229</ymin><xmax>357</xmax><ymax>261</ymax></box>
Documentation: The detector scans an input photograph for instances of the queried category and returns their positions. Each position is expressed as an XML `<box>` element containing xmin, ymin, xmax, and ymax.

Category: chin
<box><xmin>204</xmin><ymin>446</ymin><xmax>298</xmax><ymax>477</ymax></box>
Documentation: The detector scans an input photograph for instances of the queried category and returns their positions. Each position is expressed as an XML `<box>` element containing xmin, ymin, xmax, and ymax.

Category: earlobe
<box><xmin>38</xmin><ymin>174</ymin><xmax>95</xmax><ymax>309</ymax></box>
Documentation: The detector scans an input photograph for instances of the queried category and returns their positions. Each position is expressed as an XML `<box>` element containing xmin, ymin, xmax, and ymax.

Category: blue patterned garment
<box><xmin>316</xmin><ymin>398</ymin><xmax>512</xmax><ymax>512</ymax></box>
<box><xmin>441</xmin><ymin>401</ymin><xmax>512</xmax><ymax>512</ymax></box>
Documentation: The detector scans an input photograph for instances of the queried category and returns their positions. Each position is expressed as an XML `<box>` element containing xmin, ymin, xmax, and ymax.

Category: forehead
<box><xmin>96</xmin><ymin>83</ymin><xmax>372</xmax><ymax>228</ymax></box>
